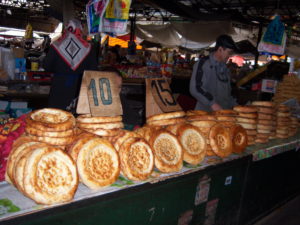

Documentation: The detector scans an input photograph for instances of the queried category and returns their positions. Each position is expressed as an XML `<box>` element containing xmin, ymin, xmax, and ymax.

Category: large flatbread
<box><xmin>77</xmin><ymin>138</ymin><xmax>120</xmax><ymax>189</ymax></box>
<box><xmin>23</xmin><ymin>146</ymin><xmax>78</xmax><ymax>204</ymax></box>
<box><xmin>209</xmin><ymin>124</ymin><xmax>232</xmax><ymax>158</ymax></box>
<box><xmin>177</xmin><ymin>124</ymin><xmax>207</xmax><ymax>165</ymax></box>
<box><xmin>119</xmin><ymin>137</ymin><xmax>154</xmax><ymax>181</ymax></box>
<box><xmin>149</xmin><ymin>129</ymin><xmax>183</xmax><ymax>173</ymax></box>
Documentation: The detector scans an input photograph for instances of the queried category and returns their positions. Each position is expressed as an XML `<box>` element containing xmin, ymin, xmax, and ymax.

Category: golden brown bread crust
<box><xmin>26</xmin><ymin>108</ymin><xmax>75</xmax><ymax>131</ymax></box>
<box><xmin>215</xmin><ymin>116</ymin><xmax>236</xmax><ymax>122</ymax></box>
<box><xmin>25</xmin><ymin>126</ymin><xmax>75</xmax><ymax>138</ymax></box>
<box><xmin>79</xmin><ymin>127</ymin><xmax>121</xmax><ymax>137</ymax></box>
<box><xmin>76</xmin><ymin>138</ymin><xmax>120</xmax><ymax>189</ymax></box>
<box><xmin>236</xmin><ymin>117</ymin><xmax>257</xmax><ymax>124</ymax></box>
<box><xmin>257</xmin><ymin>119</ymin><xmax>275</xmax><ymax>125</ymax></box>
<box><xmin>186</xmin><ymin>115</ymin><xmax>216</xmax><ymax>122</ymax></box>
<box><xmin>76</xmin><ymin>114</ymin><xmax>122</xmax><ymax>123</ymax></box>
<box><xmin>213</xmin><ymin>109</ymin><xmax>238</xmax><ymax>116</ymax></box>
<box><xmin>149</xmin><ymin>129</ymin><xmax>183</xmax><ymax>173</ymax></box>
<box><xmin>255</xmin><ymin>138</ymin><xmax>269</xmax><ymax>143</ymax></box>
<box><xmin>27</xmin><ymin>134</ymin><xmax>75</xmax><ymax>146</ymax></box>
<box><xmin>177</xmin><ymin>124</ymin><xmax>207</xmax><ymax>165</ymax></box>
<box><xmin>237</xmin><ymin>122</ymin><xmax>257</xmax><ymax>130</ymax></box>
<box><xmin>234</xmin><ymin>105</ymin><xmax>257</xmax><ymax>113</ymax></box>
<box><xmin>186</xmin><ymin>110</ymin><xmax>208</xmax><ymax>116</ymax></box>
<box><xmin>113</xmin><ymin>130</ymin><xmax>141</xmax><ymax>151</ymax></box>
<box><xmin>276</xmin><ymin>111</ymin><xmax>291</xmax><ymax>117</ymax></box>
<box><xmin>147</xmin><ymin>117</ymin><xmax>186</xmax><ymax>127</ymax></box>
<box><xmin>77</xmin><ymin>122</ymin><xmax>124</xmax><ymax>130</ymax></box>
<box><xmin>146</xmin><ymin>111</ymin><xmax>185</xmax><ymax>122</ymax></box>
<box><xmin>119</xmin><ymin>137</ymin><xmax>154</xmax><ymax>181</ymax></box>
<box><xmin>23</xmin><ymin>146</ymin><xmax>78</xmax><ymax>205</ymax></box>
<box><xmin>246</xmin><ymin>129</ymin><xmax>257</xmax><ymax>136</ymax></box>
<box><xmin>256</xmin><ymin>106</ymin><xmax>275</xmax><ymax>114</ymax></box>
<box><xmin>237</xmin><ymin>112</ymin><xmax>258</xmax><ymax>119</ymax></box>
<box><xmin>189</xmin><ymin>120</ymin><xmax>217</xmax><ymax>128</ymax></box>
<box><xmin>257</xmin><ymin>113</ymin><xmax>274</xmax><ymax>120</ymax></box>
<box><xmin>209</xmin><ymin>124</ymin><xmax>232</xmax><ymax>158</ymax></box>
<box><xmin>228</xmin><ymin>124</ymin><xmax>248</xmax><ymax>153</ymax></box>
<box><xmin>252</xmin><ymin>101</ymin><xmax>275</xmax><ymax>107</ymax></box>
<box><xmin>206</xmin><ymin>145</ymin><xmax>216</xmax><ymax>156</ymax></box>
<box><xmin>257</xmin><ymin>124</ymin><xmax>274</xmax><ymax>130</ymax></box>
<box><xmin>134</xmin><ymin>126</ymin><xmax>158</xmax><ymax>142</ymax></box>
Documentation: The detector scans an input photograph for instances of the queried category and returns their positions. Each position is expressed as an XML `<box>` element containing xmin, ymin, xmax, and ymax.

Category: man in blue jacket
<box><xmin>189</xmin><ymin>34</ymin><xmax>238</xmax><ymax>112</ymax></box>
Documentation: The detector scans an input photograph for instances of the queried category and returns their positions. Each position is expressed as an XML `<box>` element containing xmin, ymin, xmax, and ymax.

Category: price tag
<box><xmin>145</xmin><ymin>78</ymin><xmax>181</xmax><ymax>117</ymax></box>
<box><xmin>77</xmin><ymin>71</ymin><xmax>123</xmax><ymax>116</ymax></box>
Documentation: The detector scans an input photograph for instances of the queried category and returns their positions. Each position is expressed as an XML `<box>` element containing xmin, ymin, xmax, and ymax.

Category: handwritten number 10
<box><xmin>88</xmin><ymin>78</ymin><xmax>112</xmax><ymax>106</ymax></box>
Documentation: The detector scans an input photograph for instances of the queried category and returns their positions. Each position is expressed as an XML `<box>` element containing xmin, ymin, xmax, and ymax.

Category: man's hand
<box><xmin>211</xmin><ymin>103</ymin><xmax>222</xmax><ymax>111</ymax></box>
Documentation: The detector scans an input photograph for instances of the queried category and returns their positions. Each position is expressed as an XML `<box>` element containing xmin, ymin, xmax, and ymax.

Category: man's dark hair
<box><xmin>215</xmin><ymin>34</ymin><xmax>238</xmax><ymax>52</ymax></box>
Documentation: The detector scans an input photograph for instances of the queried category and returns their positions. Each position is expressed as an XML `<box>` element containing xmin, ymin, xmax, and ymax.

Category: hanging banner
<box><xmin>258</xmin><ymin>15</ymin><xmax>287</xmax><ymax>55</ymax></box>
<box><xmin>86</xmin><ymin>0</ymin><xmax>109</xmax><ymax>35</ymax></box>
<box><xmin>102</xmin><ymin>0</ymin><xmax>132</xmax><ymax>34</ymax></box>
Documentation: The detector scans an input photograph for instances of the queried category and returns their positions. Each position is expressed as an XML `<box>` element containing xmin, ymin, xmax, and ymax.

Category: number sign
<box><xmin>77</xmin><ymin>71</ymin><xmax>123</xmax><ymax>116</ymax></box>
<box><xmin>146</xmin><ymin>78</ymin><xmax>181</xmax><ymax>117</ymax></box>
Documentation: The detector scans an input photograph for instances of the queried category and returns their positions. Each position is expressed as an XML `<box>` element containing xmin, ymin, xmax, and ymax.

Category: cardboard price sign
<box><xmin>76</xmin><ymin>71</ymin><xmax>123</xmax><ymax>116</ymax></box>
<box><xmin>146</xmin><ymin>78</ymin><xmax>181</xmax><ymax>117</ymax></box>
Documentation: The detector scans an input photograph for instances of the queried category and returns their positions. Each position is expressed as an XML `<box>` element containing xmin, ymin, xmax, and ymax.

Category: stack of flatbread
<box><xmin>251</xmin><ymin>101</ymin><xmax>276</xmax><ymax>143</ymax></box>
<box><xmin>234</xmin><ymin>106</ymin><xmax>258</xmax><ymax>145</ymax></box>
<box><xmin>76</xmin><ymin>114</ymin><xmax>124</xmax><ymax>137</ymax></box>
<box><xmin>146</xmin><ymin>111</ymin><xmax>186</xmax><ymax>129</ymax></box>
<box><xmin>25</xmin><ymin>108</ymin><xmax>76</xmax><ymax>149</ymax></box>
<box><xmin>6</xmin><ymin>136</ymin><xmax>78</xmax><ymax>205</ymax></box>
<box><xmin>272</xmin><ymin>74</ymin><xmax>300</xmax><ymax>104</ymax></box>
<box><xmin>68</xmin><ymin>135</ymin><xmax>120</xmax><ymax>189</ymax></box>
<box><xmin>275</xmin><ymin>104</ymin><xmax>298</xmax><ymax>138</ymax></box>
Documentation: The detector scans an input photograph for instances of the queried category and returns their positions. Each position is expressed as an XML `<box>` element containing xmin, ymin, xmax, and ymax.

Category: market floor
<box><xmin>252</xmin><ymin>194</ymin><xmax>300</xmax><ymax>225</ymax></box>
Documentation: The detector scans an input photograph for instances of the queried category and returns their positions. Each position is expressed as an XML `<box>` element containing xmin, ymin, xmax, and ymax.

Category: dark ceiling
<box><xmin>1</xmin><ymin>0</ymin><xmax>300</xmax><ymax>36</ymax></box>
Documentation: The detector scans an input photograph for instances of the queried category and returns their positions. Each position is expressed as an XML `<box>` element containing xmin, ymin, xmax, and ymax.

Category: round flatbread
<box><xmin>25</xmin><ymin>126</ymin><xmax>75</xmax><ymax>138</ymax></box>
<box><xmin>234</xmin><ymin>106</ymin><xmax>257</xmax><ymax>113</ymax></box>
<box><xmin>78</xmin><ymin>122</ymin><xmax>124</xmax><ymax>130</ymax></box>
<box><xmin>27</xmin><ymin>134</ymin><xmax>74</xmax><ymax>146</ymax></box>
<box><xmin>257</xmin><ymin>113</ymin><xmax>273</xmax><ymax>120</ymax></box>
<box><xmin>228</xmin><ymin>124</ymin><xmax>248</xmax><ymax>154</ymax></box>
<box><xmin>186</xmin><ymin>110</ymin><xmax>208</xmax><ymax>116</ymax></box>
<box><xmin>237</xmin><ymin>123</ymin><xmax>257</xmax><ymax>130</ymax></box>
<box><xmin>77</xmin><ymin>138</ymin><xmax>120</xmax><ymax>189</ymax></box>
<box><xmin>209</xmin><ymin>124</ymin><xmax>232</xmax><ymax>158</ymax></box>
<box><xmin>257</xmin><ymin>124</ymin><xmax>274</xmax><ymax>131</ymax></box>
<box><xmin>189</xmin><ymin>120</ymin><xmax>217</xmax><ymax>128</ymax></box>
<box><xmin>149</xmin><ymin>129</ymin><xmax>183</xmax><ymax>173</ymax></box>
<box><xmin>236</xmin><ymin>117</ymin><xmax>257</xmax><ymax>124</ymax></box>
<box><xmin>146</xmin><ymin>111</ymin><xmax>185</xmax><ymax>123</ymax></box>
<box><xmin>119</xmin><ymin>137</ymin><xmax>154</xmax><ymax>181</ymax></box>
<box><xmin>215</xmin><ymin>116</ymin><xmax>236</xmax><ymax>122</ymax></box>
<box><xmin>76</xmin><ymin>114</ymin><xmax>122</xmax><ymax>123</ymax></box>
<box><xmin>246</xmin><ymin>129</ymin><xmax>257</xmax><ymax>136</ymax></box>
<box><xmin>80</xmin><ymin>127</ymin><xmax>121</xmax><ymax>137</ymax></box>
<box><xmin>256</xmin><ymin>106</ymin><xmax>275</xmax><ymax>114</ymax></box>
<box><xmin>257</xmin><ymin>119</ymin><xmax>274</xmax><ymax>125</ymax></box>
<box><xmin>26</xmin><ymin>108</ymin><xmax>75</xmax><ymax>131</ymax></box>
<box><xmin>252</xmin><ymin>101</ymin><xmax>275</xmax><ymax>107</ymax></box>
<box><xmin>214</xmin><ymin>110</ymin><xmax>238</xmax><ymax>116</ymax></box>
<box><xmin>23</xmin><ymin>146</ymin><xmax>78</xmax><ymax>205</ymax></box>
<box><xmin>113</xmin><ymin>130</ymin><xmax>141</xmax><ymax>151</ymax></box>
<box><xmin>186</xmin><ymin>115</ymin><xmax>216</xmax><ymax>122</ymax></box>
<box><xmin>237</xmin><ymin>112</ymin><xmax>257</xmax><ymax>119</ymax></box>
<box><xmin>177</xmin><ymin>124</ymin><xmax>207</xmax><ymax>165</ymax></box>
<box><xmin>147</xmin><ymin>117</ymin><xmax>186</xmax><ymax>127</ymax></box>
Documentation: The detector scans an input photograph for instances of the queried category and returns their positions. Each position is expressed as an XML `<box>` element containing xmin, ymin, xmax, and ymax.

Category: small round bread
<box><xmin>177</xmin><ymin>124</ymin><xmax>207</xmax><ymax>165</ymax></box>
<box><xmin>78</xmin><ymin>122</ymin><xmax>124</xmax><ymax>130</ymax></box>
<box><xmin>134</xmin><ymin>126</ymin><xmax>159</xmax><ymax>142</ymax></box>
<box><xmin>186</xmin><ymin>110</ymin><xmax>208</xmax><ymax>116</ymax></box>
<box><xmin>256</xmin><ymin>106</ymin><xmax>275</xmax><ymax>114</ymax></box>
<box><xmin>77</xmin><ymin>138</ymin><xmax>120</xmax><ymax>189</ymax></box>
<box><xmin>257</xmin><ymin>124</ymin><xmax>274</xmax><ymax>131</ymax></box>
<box><xmin>165</xmin><ymin>123</ymin><xmax>186</xmax><ymax>135</ymax></box>
<box><xmin>215</xmin><ymin>116</ymin><xmax>236</xmax><ymax>122</ymax></box>
<box><xmin>228</xmin><ymin>124</ymin><xmax>248</xmax><ymax>154</ymax></box>
<box><xmin>119</xmin><ymin>137</ymin><xmax>154</xmax><ymax>181</ymax></box>
<box><xmin>237</xmin><ymin>113</ymin><xmax>257</xmax><ymax>119</ymax></box>
<box><xmin>233</xmin><ymin>106</ymin><xmax>257</xmax><ymax>113</ymax></box>
<box><xmin>277</xmin><ymin>112</ymin><xmax>291</xmax><ymax>117</ymax></box>
<box><xmin>257</xmin><ymin>113</ymin><xmax>273</xmax><ymax>120</ymax></box>
<box><xmin>257</xmin><ymin>119</ymin><xmax>274</xmax><ymax>125</ymax></box>
<box><xmin>186</xmin><ymin>115</ymin><xmax>216</xmax><ymax>122</ymax></box>
<box><xmin>214</xmin><ymin>110</ymin><xmax>238</xmax><ymax>116</ymax></box>
<box><xmin>26</xmin><ymin>108</ymin><xmax>75</xmax><ymax>131</ymax></box>
<box><xmin>76</xmin><ymin>114</ymin><xmax>122</xmax><ymax>123</ymax></box>
<box><xmin>147</xmin><ymin>117</ymin><xmax>186</xmax><ymax>127</ymax></box>
<box><xmin>27</xmin><ymin>134</ymin><xmax>74</xmax><ymax>146</ymax></box>
<box><xmin>113</xmin><ymin>130</ymin><xmax>141</xmax><ymax>151</ymax></box>
<box><xmin>237</xmin><ymin>122</ymin><xmax>257</xmax><ymax>130</ymax></box>
<box><xmin>146</xmin><ymin>111</ymin><xmax>185</xmax><ymax>123</ymax></box>
<box><xmin>149</xmin><ymin>129</ymin><xmax>183</xmax><ymax>173</ymax></box>
<box><xmin>25</xmin><ymin>126</ymin><xmax>75</xmax><ymax>138</ymax></box>
<box><xmin>209</xmin><ymin>124</ymin><xmax>232</xmax><ymax>158</ymax></box>
<box><xmin>252</xmin><ymin>101</ymin><xmax>275</xmax><ymax>107</ymax></box>
<box><xmin>80</xmin><ymin>127</ymin><xmax>121</xmax><ymax>137</ymax></box>
<box><xmin>23</xmin><ymin>146</ymin><xmax>78</xmax><ymax>205</ymax></box>
<box><xmin>236</xmin><ymin>117</ymin><xmax>257</xmax><ymax>124</ymax></box>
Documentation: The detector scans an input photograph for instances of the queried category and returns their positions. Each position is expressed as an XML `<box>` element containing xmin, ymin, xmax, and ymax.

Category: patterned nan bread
<box><xmin>113</xmin><ymin>130</ymin><xmax>141</xmax><ymax>151</ymax></box>
<box><xmin>23</xmin><ymin>146</ymin><xmax>78</xmax><ymax>205</ymax></box>
<box><xmin>209</xmin><ymin>124</ymin><xmax>233</xmax><ymax>158</ymax></box>
<box><xmin>177</xmin><ymin>124</ymin><xmax>207</xmax><ymax>165</ymax></box>
<box><xmin>26</xmin><ymin>108</ymin><xmax>75</xmax><ymax>131</ymax></box>
<box><xmin>119</xmin><ymin>137</ymin><xmax>154</xmax><ymax>181</ymax></box>
<box><xmin>228</xmin><ymin>124</ymin><xmax>248</xmax><ymax>154</ymax></box>
<box><xmin>149</xmin><ymin>129</ymin><xmax>183</xmax><ymax>173</ymax></box>
<box><xmin>77</xmin><ymin>137</ymin><xmax>120</xmax><ymax>189</ymax></box>
<box><xmin>146</xmin><ymin>111</ymin><xmax>185</xmax><ymax>123</ymax></box>
<box><xmin>76</xmin><ymin>114</ymin><xmax>122</xmax><ymax>123</ymax></box>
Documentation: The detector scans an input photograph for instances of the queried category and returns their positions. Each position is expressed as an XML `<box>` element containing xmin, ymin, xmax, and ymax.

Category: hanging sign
<box><xmin>145</xmin><ymin>78</ymin><xmax>181</xmax><ymax>117</ymax></box>
<box><xmin>77</xmin><ymin>71</ymin><xmax>123</xmax><ymax>116</ymax></box>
